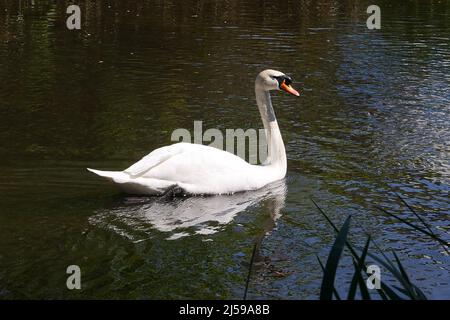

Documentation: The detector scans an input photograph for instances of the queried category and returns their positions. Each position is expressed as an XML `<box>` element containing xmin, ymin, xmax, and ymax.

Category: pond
<box><xmin>0</xmin><ymin>0</ymin><xmax>449</xmax><ymax>299</ymax></box>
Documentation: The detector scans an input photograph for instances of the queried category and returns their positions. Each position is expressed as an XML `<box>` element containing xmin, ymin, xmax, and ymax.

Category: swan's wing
<box><xmin>139</xmin><ymin>144</ymin><xmax>261</xmax><ymax>194</ymax></box>
<box><xmin>125</xmin><ymin>142</ymin><xmax>248</xmax><ymax>178</ymax></box>
<box><xmin>124</xmin><ymin>145</ymin><xmax>183</xmax><ymax>177</ymax></box>
<box><xmin>122</xmin><ymin>142</ymin><xmax>261</xmax><ymax>194</ymax></box>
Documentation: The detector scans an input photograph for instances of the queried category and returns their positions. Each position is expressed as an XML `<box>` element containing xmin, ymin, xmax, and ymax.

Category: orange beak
<box><xmin>280</xmin><ymin>81</ymin><xmax>300</xmax><ymax>96</ymax></box>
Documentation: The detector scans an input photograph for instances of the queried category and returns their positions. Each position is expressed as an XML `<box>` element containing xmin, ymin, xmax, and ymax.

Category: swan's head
<box><xmin>256</xmin><ymin>69</ymin><xmax>300</xmax><ymax>96</ymax></box>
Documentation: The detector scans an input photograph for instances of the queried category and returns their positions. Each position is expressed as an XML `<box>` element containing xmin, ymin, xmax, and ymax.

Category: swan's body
<box><xmin>88</xmin><ymin>69</ymin><xmax>299</xmax><ymax>195</ymax></box>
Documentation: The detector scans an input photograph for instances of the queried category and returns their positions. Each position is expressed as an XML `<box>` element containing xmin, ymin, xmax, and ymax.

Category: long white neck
<box><xmin>255</xmin><ymin>86</ymin><xmax>287</xmax><ymax>176</ymax></box>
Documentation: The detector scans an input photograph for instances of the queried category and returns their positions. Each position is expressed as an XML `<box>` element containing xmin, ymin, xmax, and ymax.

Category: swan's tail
<box><xmin>87</xmin><ymin>168</ymin><xmax>129</xmax><ymax>183</ymax></box>
<box><xmin>87</xmin><ymin>168</ymin><xmax>175</xmax><ymax>195</ymax></box>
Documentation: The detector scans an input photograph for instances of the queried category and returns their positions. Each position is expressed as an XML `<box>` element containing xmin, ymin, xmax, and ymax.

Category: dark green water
<box><xmin>0</xmin><ymin>0</ymin><xmax>449</xmax><ymax>299</ymax></box>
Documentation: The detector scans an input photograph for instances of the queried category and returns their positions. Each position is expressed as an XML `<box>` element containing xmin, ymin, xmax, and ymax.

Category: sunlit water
<box><xmin>0</xmin><ymin>0</ymin><xmax>449</xmax><ymax>299</ymax></box>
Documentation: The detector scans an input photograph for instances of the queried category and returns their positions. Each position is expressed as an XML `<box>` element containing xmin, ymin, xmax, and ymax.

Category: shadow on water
<box><xmin>89</xmin><ymin>179</ymin><xmax>287</xmax><ymax>242</ymax></box>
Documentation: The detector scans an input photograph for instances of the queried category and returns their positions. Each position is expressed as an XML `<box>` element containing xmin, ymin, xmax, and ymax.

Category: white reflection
<box><xmin>89</xmin><ymin>179</ymin><xmax>287</xmax><ymax>242</ymax></box>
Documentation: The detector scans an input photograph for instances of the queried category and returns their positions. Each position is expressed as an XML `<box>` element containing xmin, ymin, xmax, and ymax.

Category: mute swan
<box><xmin>88</xmin><ymin>69</ymin><xmax>300</xmax><ymax>195</ymax></box>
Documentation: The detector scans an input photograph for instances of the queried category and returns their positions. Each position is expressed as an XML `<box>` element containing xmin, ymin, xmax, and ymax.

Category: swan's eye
<box><xmin>284</xmin><ymin>76</ymin><xmax>292</xmax><ymax>86</ymax></box>
<box><xmin>274</xmin><ymin>75</ymin><xmax>292</xmax><ymax>88</ymax></box>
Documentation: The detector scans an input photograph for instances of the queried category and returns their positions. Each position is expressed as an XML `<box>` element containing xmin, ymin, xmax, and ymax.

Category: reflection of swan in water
<box><xmin>89</xmin><ymin>179</ymin><xmax>287</xmax><ymax>241</ymax></box>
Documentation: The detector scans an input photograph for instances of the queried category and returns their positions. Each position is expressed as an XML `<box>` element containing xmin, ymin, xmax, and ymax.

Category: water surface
<box><xmin>0</xmin><ymin>0</ymin><xmax>449</xmax><ymax>299</ymax></box>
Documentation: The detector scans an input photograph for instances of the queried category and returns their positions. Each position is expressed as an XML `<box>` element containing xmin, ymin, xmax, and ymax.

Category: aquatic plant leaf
<box><xmin>348</xmin><ymin>236</ymin><xmax>371</xmax><ymax>300</ymax></box>
<box><xmin>320</xmin><ymin>216</ymin><xmax>351</xmax><ymax>300</ymax></box>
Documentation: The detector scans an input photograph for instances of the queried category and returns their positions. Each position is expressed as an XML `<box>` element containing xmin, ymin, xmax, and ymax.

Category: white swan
<box><xmin>87</xmin><ymin>69</ymin><xmax>299</xmax><ymax>195</ymax></box>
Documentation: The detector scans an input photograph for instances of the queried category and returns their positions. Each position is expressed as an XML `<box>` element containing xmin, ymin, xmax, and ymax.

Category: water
<box><xmin>0</xmin><ymin>0</ymin><xmax>449</xmax><ymax>299</ymax></box>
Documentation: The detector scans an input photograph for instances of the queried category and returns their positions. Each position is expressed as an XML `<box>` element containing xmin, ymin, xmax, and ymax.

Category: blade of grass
<box><xmin>396</xmin><ymin>193</ymin><xmax>433</xmax><ymax>232</ymax></box>
<box><xmin>357</xmin><ymin>242</ymin><xmax>404</xmax><ymax>299</ymax></box>
<box><xmin>363</xmin><ymin>249</ymin><xmax>419</xmax><ymax>299</ymax></box>
<box><xmin>347</xmin><ymin>236</ymin><xmax>371</xmax><ymax>300</ymax></box>
<box><xmin>392</xmin><ymin>251</ymin><xmax>412</xmax><ymax>287</ymax></box>
<box><xmin>311</xmin><ymin>198</ymin><xmax>339</xmax><ymax>233</ymax></box>
<box><xmin>392</xmin><ymin>251</ymin><xmax>428</xmax><ymax>300</ymax></box>
<box><xmin>366</xmin><ymin>240</ymin><xmax>416</xmax><ymax>299</ymax></box>
<box><xmin>376</xmin><ymin>206</ymin><xmax>449</xmax><ymax>247</ymax></box>
<box><xmin>311</xmin><ymin>198</ymin><xmax>358</xmax><ymax>258</ymax></box>
<box><xmin>392</xmin><ymin>285</ymin><xmax>411</xmax><ymax>296</ymax></box>
<box><xmin>311</xmin><ymin>198</ymin><xmax>391</xmax><ymax>300</ymax></box>
<box><xmin>377</xmin><ymin>279</ymin><xmax>403</xmax><ymax>300</ymax></box>
<box><xmin>396</xmin><ymin>193</ymin><xmax>449</xmax><ymax>255</ymax></box>
<box><xmin>351</xmin><ymin>258</ymin><xmax>371</xmax><ymax>300</ymax></box>
<box><xmin>316</xmin><ymin>255</ymin><xmax>341</xmax><ymax>300</ymax></box>
<box><xmin>370</xmin><ymin>240</ymin><xmax>406</xmax><ymax>276</ymax></box>
<box><xmin>243</xmin><ymin>242</ymin><xmax>257</xmax><ymax>300</ymax></box>
<box><xmin>320</xmin><ymin>216</ymin><xmax>351</xmax><ymax>300</ymax></box>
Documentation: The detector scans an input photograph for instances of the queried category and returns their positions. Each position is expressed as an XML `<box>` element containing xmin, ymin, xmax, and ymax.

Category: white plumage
<box><xmin>88</xmin><ymin>69</ymin><xmax>299</xmax><ymax>195</ymax></box>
